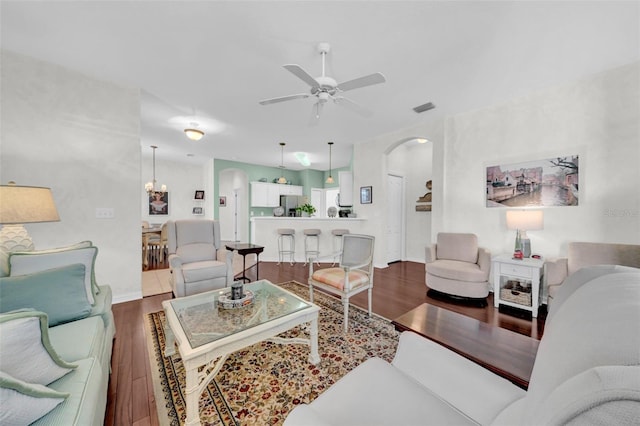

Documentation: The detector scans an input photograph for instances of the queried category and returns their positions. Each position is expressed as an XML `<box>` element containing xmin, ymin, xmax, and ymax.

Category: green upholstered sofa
<box><xmin>0</xmin><ymin>242</ymin><xmax>115</xmax><ymax>425</ymax></box>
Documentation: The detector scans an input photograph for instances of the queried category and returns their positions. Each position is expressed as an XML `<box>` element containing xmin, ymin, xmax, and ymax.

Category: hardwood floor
<box><xmin>105</xmin><ymin>260</ymin><xmax>546</xmax><ymax>425</ymax></box>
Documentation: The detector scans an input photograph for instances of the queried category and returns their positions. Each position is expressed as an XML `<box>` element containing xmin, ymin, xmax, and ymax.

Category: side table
<box><xmin>225</xmin><ymin>243</ymin><xmax>264</xmax><ymax>282</ymax></box>
<box><xmin>492</xmin><ymin>254</ymin><xmax>545</xmax><ymax>317</ymax></box>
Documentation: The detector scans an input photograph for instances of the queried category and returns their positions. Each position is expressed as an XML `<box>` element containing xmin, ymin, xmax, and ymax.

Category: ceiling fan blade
<box><xmin>337</xmin><ymin>72</ymin><xmax>386</xmax><ymax>92</ymax></box>
<box><xmin>284</xmin><ymin>64</ymin><xmax>320</xmax><ymax>89</ymax></box>
<box><xmin>334</xmin><ymin>96</ymin><xmax>373</xmax><ymax>117</ymax></box>
<box><xmin>259</xmin><ymin>93</ymin><xmax>310</xmax><ymax>105</ymax></box>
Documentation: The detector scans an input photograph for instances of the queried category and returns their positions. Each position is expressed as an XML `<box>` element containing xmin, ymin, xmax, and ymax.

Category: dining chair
<box><xmin>158</xmin><ymin>222</ymin><xmax>168</xmax><ymax>263</ymax></box>
<box><xmin>308</xmin><ymin>234</ymin><xmax>375</xmax><ymax>332</ymax></box>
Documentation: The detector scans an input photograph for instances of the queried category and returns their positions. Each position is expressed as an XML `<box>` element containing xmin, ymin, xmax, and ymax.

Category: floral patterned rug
<box><xmin>145</xmin><ymin>281</ymin><xmax>399</xmax><ymax>425</ymax></box>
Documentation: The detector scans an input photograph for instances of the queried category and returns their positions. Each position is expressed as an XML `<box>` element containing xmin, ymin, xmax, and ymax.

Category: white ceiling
<box><xmin>2</xmin><ymin>1</ymin><xmax>638</xmax><ymax>170</ymax></box>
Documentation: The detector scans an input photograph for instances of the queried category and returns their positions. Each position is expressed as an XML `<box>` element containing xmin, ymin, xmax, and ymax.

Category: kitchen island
<box><xmin>250</xmin><ymin>216</ymin><xmax>366</xmax><ymax>263</ymax></box>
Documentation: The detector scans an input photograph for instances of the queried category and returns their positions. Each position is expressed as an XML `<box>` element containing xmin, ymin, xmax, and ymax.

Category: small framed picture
<box><xmin>219</xmin><ymin>196</ymin><xmax>227</xmax><ymax>207</ymax></box>
<box><xmin>360</xmin><ymin>186</ymin><xmax>372</xmax><ymax>204</ymax></box>
<box><xmin>192</xmin><ymin>207</ymin><xmax>204</xmax><ymax>215</ymax></box>
<box><xmin>194</xmin><ymin>190</ymin><xmax>205</xmax><ymax>200</ymax></box>
<box><xmin>149</xmin><ymin>192</ymin><xmax>169</xmax><ymax>215</ymax></box>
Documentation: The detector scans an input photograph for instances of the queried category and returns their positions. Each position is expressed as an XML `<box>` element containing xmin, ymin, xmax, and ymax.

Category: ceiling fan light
<box><xmin>184</xmin><ymin>128</ymin><xmax>204</xmax><ymax>141</ymax></box>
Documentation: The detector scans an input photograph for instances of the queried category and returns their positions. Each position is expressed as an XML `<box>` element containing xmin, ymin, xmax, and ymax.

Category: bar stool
<box><xmin>331</xmin><ymin>229</ymin><xmax>350</xmax><ymax>265</ymax></box>
<box><xmin>303</xmin><ymin>229</ymin><xmax>321</xmax><ymax>265</ymax></box>
<box><xmin>277</xmin><ymin>228</ymin><xmax>296</xmax><ymax>265</ymax></box>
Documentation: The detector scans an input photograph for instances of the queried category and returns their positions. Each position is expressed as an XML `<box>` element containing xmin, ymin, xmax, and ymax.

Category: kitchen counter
<box><xmin>251</xmin><ymin>216</ymin><xmax>364</xmax><ymax>221</ymax></box>
<box><xmin>250</xmin><ymin>216</ymin><xmax>366</xmax><ymax>262</ymax></box>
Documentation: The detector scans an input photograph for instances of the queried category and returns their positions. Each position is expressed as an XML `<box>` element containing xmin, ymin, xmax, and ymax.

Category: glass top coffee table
<box><xmin>162</xmin><ymin>280</ymin><xmax>320</xmax><ymax>426</ymax></box>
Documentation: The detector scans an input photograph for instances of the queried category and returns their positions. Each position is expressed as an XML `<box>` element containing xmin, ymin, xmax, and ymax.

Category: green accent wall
<box><xmin>213</xmin><ymin>158</ymin><xmax>353</xmax><ymax>234</ymax></box>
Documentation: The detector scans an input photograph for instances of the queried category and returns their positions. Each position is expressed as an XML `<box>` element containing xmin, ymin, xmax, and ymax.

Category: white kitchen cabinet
<box><xmin>250</xmin><ymin>182</ymin><xmax>280</xmax><ymax>207</ymax></box>
<box><xmin>280</xmin><ymin>185</ymin><xmax>303</xmax><ymax>196</ymax></box>
<box><xmin>338</xmin><ymin>171</ymin><xmax>353</xmax><ymax>206</ymax></box>
<box><xmin>251</xmin><ymin>182</ymin><xmax>304</xmax><ymax>206</ymax></box>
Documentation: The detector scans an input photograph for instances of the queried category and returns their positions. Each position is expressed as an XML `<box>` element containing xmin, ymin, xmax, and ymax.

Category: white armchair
<box><xmin>425</xmin><ymin>233</ymin><xmax>491</xmax><ymax>305</ymax></box>
<box><xmin>166</xmin><ymin>220</ymin><xmax>233</xmax><ymax>297</ymax></box>
<box><xmin>308</xmin><ymin>234</ymin><xmax>375</xmax><ymax>332</ymax></box>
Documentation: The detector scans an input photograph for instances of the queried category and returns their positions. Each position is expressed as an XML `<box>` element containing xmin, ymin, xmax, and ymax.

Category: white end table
<box><xmin>492</xmin><ymin>254</ymin><xmax>545</xmax><ymax>317</ymax></box>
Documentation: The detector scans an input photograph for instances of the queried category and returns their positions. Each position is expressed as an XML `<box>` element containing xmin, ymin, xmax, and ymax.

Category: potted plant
<box><xmin>296</xmin><ymin>203</ymin><xmax>316</xmax><ymax>217</ymax></box>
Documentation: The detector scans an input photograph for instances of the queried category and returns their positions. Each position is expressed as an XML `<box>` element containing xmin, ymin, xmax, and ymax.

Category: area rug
<box><xmin>145</xmin><ymin>281</ymin><xmax>399</xmax><ymax>425</ymax></box>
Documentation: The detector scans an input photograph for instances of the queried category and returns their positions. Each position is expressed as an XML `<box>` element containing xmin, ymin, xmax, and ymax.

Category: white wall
<box><xmin>1</xmin><ymin>50</ymin><xmax>142</xmax><ymax>302</ymax></box>
<box><xmin>141</xmin><ymin>156</ymin><xmax>213</xmax><ymax>222</ymax></box>
<box><xmin>353</xmin><ymin>61</ymin><xmax>639</xmax><ymax>268</ymax></box>
<box><xmin>441</xmin><ymin>62</ymin><xmax>640</xmax><ymax>258</ymax></box>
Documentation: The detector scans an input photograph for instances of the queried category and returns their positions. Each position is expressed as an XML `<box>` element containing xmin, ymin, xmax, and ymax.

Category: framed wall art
<box><xmin>219</xmin><ymin>196</ymin><xmax>227</xmax><ymax>207</ymax></box>
<box><xmin>194</xmin><ymin>190</ymin><xmax>205</xmax><ymax>200</ymax></box>
<box><xmin>192</xmin><ymin>207</ymin><xmax>204</xmax><ymax>215</ymax></box>
<box><xmin>360</xmin><ymin>186</ymin><xmax>372</xmax><ymax>204</ymax></box>
<box><xmin>486</xmin><ymin>155</ymin><xmax>579</xmax><ymax>207</ymax></box>
<box><xmin>149</xmin><ymin>192</ymin><xmax>169</xmax><ymax>215</ymax></box>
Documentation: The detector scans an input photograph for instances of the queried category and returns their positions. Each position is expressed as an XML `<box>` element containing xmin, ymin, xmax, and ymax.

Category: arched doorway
<box><xmin>385</xmin><ymin>138</ymin><xmax>433</xmax><ymax>263</ymax></box>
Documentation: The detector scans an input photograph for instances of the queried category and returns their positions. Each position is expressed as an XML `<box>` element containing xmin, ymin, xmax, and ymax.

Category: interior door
<box><xmin>386</xmin><ymin>174</ymin><xmax>404</xmax><ymax>263</ymax></box>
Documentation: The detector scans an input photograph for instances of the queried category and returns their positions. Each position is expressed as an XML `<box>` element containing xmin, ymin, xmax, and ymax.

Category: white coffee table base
<box><xmin>163</xmin><ymin>308</ymin><xmax>319</xmax><ymax>426</ymax></box>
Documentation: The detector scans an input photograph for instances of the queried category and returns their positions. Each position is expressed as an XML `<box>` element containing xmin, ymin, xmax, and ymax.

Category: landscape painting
<box><xmin>486</xmin><ymin>155</ymin><xmax>579</xmax><ymax>207</ymax></box>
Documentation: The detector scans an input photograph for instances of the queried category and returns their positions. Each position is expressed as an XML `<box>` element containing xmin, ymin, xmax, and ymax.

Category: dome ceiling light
<box><xmin>184</xmin><ymin>122</ymin><xmax>205</xmax><ymax>141</ymax></box>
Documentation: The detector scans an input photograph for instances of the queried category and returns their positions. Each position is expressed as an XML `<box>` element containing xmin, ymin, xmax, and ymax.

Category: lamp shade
<box><xmin>0</xmin><ymin>185</ymin><xmax>60</xmax><ymax>224</ymax></box>
<box><xmin>506</xmin><ymin>210</ymin><xmax>543</xmax><ymax>231</ymax></box>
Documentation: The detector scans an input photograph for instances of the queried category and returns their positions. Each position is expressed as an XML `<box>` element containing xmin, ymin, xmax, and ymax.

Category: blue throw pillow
<box><xmin>0</xmin><ymin>264</ymin><xmax>91</xmax><ymax>326</ymax></box>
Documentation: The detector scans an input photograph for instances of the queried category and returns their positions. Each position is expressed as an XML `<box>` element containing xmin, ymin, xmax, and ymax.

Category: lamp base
<box><xmin>0</xmin><ymin>225</ymin><xmax>35</xmax><ymax>253</ymax></box>
<box><xmin>522</xmin><ymin>238</ymin><xmax>531</xmax><ymax>258</ymax></box>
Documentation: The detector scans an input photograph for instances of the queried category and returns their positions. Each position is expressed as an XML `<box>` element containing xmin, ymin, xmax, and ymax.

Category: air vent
<box><xmin>413</xmin><ymin>102</ymin><xmax>436</xmax><ymax>113</ymax></box>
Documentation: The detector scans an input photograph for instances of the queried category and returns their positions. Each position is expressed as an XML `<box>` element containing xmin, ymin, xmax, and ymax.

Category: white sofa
<box><xmin>284</xmin><ymin>265</ymin><xmax>640</xmax><ymax>425</ymax></box>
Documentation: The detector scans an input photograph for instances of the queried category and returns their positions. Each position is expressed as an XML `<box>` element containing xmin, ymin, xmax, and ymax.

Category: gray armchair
<box><xmin>166</xmin><ymin>220</ymin><xmax>233</xmax><ymax>297</ymax></box>
<box><xmin>425</xmin><ymin>233</ymin><xmax>491</xmax><ymax>304</ymax></box>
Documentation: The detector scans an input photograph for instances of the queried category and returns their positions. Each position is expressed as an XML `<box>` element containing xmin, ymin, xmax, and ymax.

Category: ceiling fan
<box><xmin>259</xmin><ymin>42</ymin><xmax>386</xmax><ymax>123</ymax></box>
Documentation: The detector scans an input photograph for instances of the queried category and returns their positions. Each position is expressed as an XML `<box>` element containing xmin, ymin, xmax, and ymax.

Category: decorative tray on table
<box><xmin>218</xmin><ymin>290</ymin><xmax>254</xmax><ymax>309</ymax></box>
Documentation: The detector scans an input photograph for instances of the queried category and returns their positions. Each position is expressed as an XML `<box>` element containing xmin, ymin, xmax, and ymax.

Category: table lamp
<box><xmin>506</xmin><ymin>210</ymin><xmax>543</xmax><ymax>258</ymax></box>
<box><xmin>0</xmin><ymin>183</ymin><xmax>60</xmax><ymax>252</ymax></box>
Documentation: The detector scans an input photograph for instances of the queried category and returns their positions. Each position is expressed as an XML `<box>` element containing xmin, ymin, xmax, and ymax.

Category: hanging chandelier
<box><xmin>144</xmin><ymin>145</ymin><xmax>167</xmax><ymax>196</ymax></box>
<box><xmin>326</xmin><ymin>141</ymin><xmax>335</xmax><ymax>184</ymax></box>
<box><xmin>277</xmin><ymin>142</ymin><xmax>287</xmax><ymax>184</ymax></box>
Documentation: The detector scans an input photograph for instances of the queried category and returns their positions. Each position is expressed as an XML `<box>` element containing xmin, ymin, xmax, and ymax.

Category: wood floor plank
<box><xmin>132</xmin><ymin>376</ymin><xmax>150</xmax><ymax>422</ymax></box>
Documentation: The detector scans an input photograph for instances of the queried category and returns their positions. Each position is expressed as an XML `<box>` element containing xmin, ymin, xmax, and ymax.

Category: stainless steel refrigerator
<box><xmin>280</xmin><ymin>195</ymin><xmax>302</xmax><ymax>217</ymax></box>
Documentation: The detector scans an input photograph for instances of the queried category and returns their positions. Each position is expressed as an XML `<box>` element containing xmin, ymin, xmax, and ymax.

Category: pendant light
<box><xmin>326</xmin><ymin>141</ymin><xmax>335</xmax><ymax>184</ymax></box>
<box><xmin>277</xmin><ymin>142</ymin><xmax>287</xmax><ymax>184</ymax></box>
<box><xmin>144</xmin><ymin>145</ymin><xmax>167</xmax><ymax>196</ymax></box>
